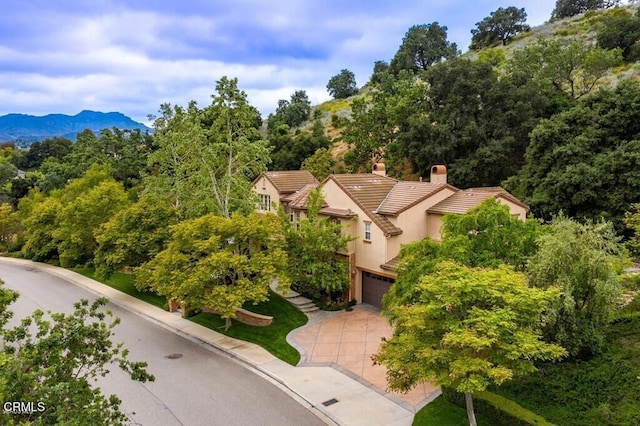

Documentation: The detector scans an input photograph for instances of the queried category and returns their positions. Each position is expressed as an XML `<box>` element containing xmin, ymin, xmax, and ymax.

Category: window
<box><xmin>294</xmin><ymin>211</ymin><xmax>301</xmax><ymax>229</ymax></box>
<box><xmin>364</xmin><ymin>222</ymin><xmax>371</xmax><ymax>241</ymax></box>
<box><xmin>259</xmin><ymin>194</ymin><xmax>271</xmax><ymax>211</ymax></box>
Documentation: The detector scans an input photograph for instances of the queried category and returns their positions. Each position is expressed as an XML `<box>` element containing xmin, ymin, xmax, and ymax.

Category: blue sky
<box><xmin>1</xmin><ymin>0</ymin><xmax>557</xmax><ymax>125</ymax></box>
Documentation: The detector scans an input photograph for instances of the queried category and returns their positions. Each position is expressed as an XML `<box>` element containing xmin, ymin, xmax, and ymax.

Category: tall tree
<box><xmin>552</xmin><ymin>0</ymin><xmax>620</xmax><ymax>19</ymax></box>
<box><xmin>146</xmin><ymin>77</ymin><xmax>270</xmax><ymax>219</ymax></box>
<box><xmin>268</xmin><ymin>90</ymin><xmax>312</xmax><ymax>129</ymax></box>
<box><xmin>94</xmin><ymin>194</ymin><xmax>178</xmax><ymax>279</ymax></box>
<box><xmin>0</xmin><ymin>203</ymin><xmax>19</xmax><ymax>251</ymax></box>
<box><xmin>136</xmin><ymin>212</ymin><xmax>289</xmax><ymax>329</ymax></box>
<box><xmin>527</xmin><ymin>216</ymin><xmax>625</xmax><ymax>358</ymax></box>
<box><xmin>390</xmin><ymin>22</ymin><xmax>459</xmax><ymax>74</ymax></box>
<box><xmin>624</xmin><ymin>203</ymin><xmax>640</xmax><ymax>256</ymax></box>
<box><xmin>281</xmin><ymin>190</ymin><xmax>353</xmax><ymax>299</ymax></box>
<box><xmin>326</xmin><ymin>69</ymin><xmax>358</xmax><ymax>99</ymax></box>
<box><xmin>470</xmin><ymin>7</ymin><xmax>530</xmax><ymax>49</ymax></box>
<box><xmin>0</xmin><ymin>290</ymin><xmax>154</xmax><ymax>425</ymax></box>
<box><xmin>373</xmin><ymin>261</ymin><xmax>565</xmax><ymax>426</ymax></box>
<box><xmin>505</xmin><ymin>79</ymin><xmax>640</xmax><ymax>231</ymax></box>
<box><xmin>509</xmin><ymin>39</ymin><xmax>622</xmax><ymax>99</ymax></box>
<box><xmin>301</xmin><ymin>147</ymin><xmax>335</xmax><ymax>181</ymax></box>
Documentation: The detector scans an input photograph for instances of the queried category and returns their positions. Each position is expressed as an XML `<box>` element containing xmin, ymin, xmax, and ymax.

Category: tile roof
<box><xmin>261</xmin><ymin>170</ymin><xmax>318</xmax><ymax>194</ymax></box>
<box><xmin>427</xmin><ymin>187</ymin><xmax>528</xmax><ymax>215</ymax></box>
<box><xmin>319</xmin><ymin>207</ymin><xmax>357</xmax><ymax>218</ymax></box>
<box><xmin>285</xmin><ymin>184</ymin><xmax>319</xmax><ymax>209</ymax></box>
<box><xmin>375</xmin><ymin>181</ymin><xmax>449</xmax><ymax>215</ymax></box>
<box><xmin>329</xmin><ymin>174</ymin><xmax>403</xmax><ymax>236</ymax></box>
<box><xmin>380</xmin><ymin>256</ymin><xmax>400</xmax><ymax>271</ymax></box>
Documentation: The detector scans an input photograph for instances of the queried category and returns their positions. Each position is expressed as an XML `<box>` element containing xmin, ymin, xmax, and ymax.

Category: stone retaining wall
<box><xmin>169</xmin><ymin>300</ymin><xmax>273</xmax><ymax>326</ymax></box>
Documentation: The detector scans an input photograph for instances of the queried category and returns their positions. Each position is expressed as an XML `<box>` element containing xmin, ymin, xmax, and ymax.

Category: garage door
<box><xmin>362</xmin><ymin>271</ymin><xmax>394</xmax><ymax>309</ymax></box>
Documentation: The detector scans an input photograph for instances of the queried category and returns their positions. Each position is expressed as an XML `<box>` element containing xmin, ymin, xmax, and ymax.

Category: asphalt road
<box><xmin>0</xmin><ymin>262</ymin><xmax>327</xmax><ymax>426</ymax></box>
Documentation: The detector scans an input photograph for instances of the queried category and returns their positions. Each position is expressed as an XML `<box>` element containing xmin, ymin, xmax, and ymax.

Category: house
<box><xmin>252</xmin><ymin>165</ymin><xmax>528</xmax><ymax>308</ymax></box>
<box><xmin>252</xmin><ymin>170</ymin><xmax>318</xmax><ymax>213</ymax></box>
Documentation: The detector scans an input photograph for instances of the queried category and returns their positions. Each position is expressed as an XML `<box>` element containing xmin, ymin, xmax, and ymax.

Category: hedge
<box><xmin>441</xmin><ymin>387</ymin><xmax>555</xmax><ymax>426</ymax></box>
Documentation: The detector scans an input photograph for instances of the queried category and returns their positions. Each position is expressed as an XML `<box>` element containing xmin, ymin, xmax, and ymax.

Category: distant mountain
<box><xmin>0</xmin><ymin>110</ymin><xmax>151</xmax><ymax>145</ymax></box>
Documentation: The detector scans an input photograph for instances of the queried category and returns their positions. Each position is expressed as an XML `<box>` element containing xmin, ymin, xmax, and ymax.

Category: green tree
<box><xmin>146</xmin><ymin>77</ymin><xmax>269</xmax><ymax>219</ymax></box>
<box><xmin>439</xmin><ymin>199</ymin><xmax>541</xmax><ymax>270</ymax></box>
<box><xmin>16</xmin><ymin>137</ymin><xmax>73</xmax><ymax>171</ymax></box>
<box><xmin>268</xmin><ymin>115</ymin><xmax>330</xmax><ymax>171</ymax></box>
<box><xmin>19</xmin><ymin>191</ymin><xmax>61</xmax><ymax>262</ymax></box>
<box><xmin>552</xmin><ymin>0</ymin><xmax>620</xmax><ymax>19</ymax></box>
<box><xmin>281</xmin><ymin>190</ymin><xmax>353</xmax><ymax>299</ymax></box>
<box><xmin>527</xmin><ymin>216</ymin><xmax>626</xmax><ymax>358</ymax></box>
<box><xmin>373</xmin><ymin>261</ymin><xmax>565</xmax><ymax>426</ymax></box>
<box><xmin>369</xmin><ymin>60</ymin><xmax>390</xmax><ymax>85</ymax></box>
<box><xmin>301</xmin><ymin>147</ymin><xmax>335</xmax><ymax>181</ymax></box>
<box><xmin>53</xmin><ymin>165</ymin><xmax>130</xmax><ymax>267</ymax></box>
<box><xmin>505</xmin><ymin>79</ymin><xmax>640</xmax><ymax>231</ymax></box>
<box><xmin>0</xmin><ymin>203</ymin><xmax>19</xmax><ymax>251</ymax></box>
<box><xmin>597</xmin><ymin>7</ymin><xmax>640</xmax><ymax>61</ymax></box>
<box><xmin>509</xmin><ymin>39</ymin><xmax>622</xmax><ymax>99</ymax></box>
<box><xmin>390</xmin><ymin>23</ymin><xmax>459</xmax><ymax>74</ymax></box>
<box><xmin>624</xmin><ymin>203</ymin><xmax>640</xmax><ymax>256</ymax></box>
<box><xmin>388</xmin><ymin>59</ymin><xmax>555</xmax><ymax>187</ymax></box>
<box><xmin>136</xmin><ymin>212</ymin><xmax>289</xmax><ymax>329</ymax></box>
<box><xmin>268</xmin><ymin>90</ymin><xmax>312</xmax><ymax>129</ymax></box>
<box><xmin>0</xmin><ymin>288</ymin><xmax>154</xmax><ymax>426</ymax></box>
<box><xmin>95</xmin><ymin>194</ymin><xmax>178</xmax><ymax>279</ymax></box>
<box><xmin>326</xmin><ymin>69</ymin><xmax>358</xmax><ymax>99</ymax></box>
<box><xmin>470</xmin><ymin>7</ymin><xmax>530</xmax><ymax>49</ymax></box>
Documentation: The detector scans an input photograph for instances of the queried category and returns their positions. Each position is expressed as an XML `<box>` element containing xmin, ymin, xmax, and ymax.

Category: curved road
<box><xmin>0</xmin><ymin>262</ymin><xmax>326</xmax><ymax>426</ymax></box>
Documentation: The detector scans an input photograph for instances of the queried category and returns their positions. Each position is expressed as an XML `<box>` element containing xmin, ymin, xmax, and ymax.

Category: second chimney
<box><xmin>372</xmin><ymin>163</ymin><xmax>386</xmax><ymax>177</ymax></box>
<box><xmin>430</xmin><ymin>165</ymin><xmax>447</xmax><ymax>184</ymax></box>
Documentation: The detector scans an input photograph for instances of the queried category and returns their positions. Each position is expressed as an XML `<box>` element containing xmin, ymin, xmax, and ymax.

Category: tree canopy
<box><xmin>470</xmin><ymin>6</ymin><xmax>530</xmax><ymax>50</ymax></box>
<box><xmin>136</xmin><ymin>212</ymin><xmax>289</xmax><ymax>329</ymax></box>
<box><xmin>390</xmin><ymin>23</ymin><xmax>459</xmax><ymax>74</ymax></box>
<box><xmin>552</xmin><ymin>0</ymin><xmax>620</xmax><ymax>19</ymax></box>
<box><xmin>527</xmin><ymin>216</ymin><xmax>625</xmax><ymax>358</ymax></box>
<box><xmin>374</xmin><ymin>261</ymin><xmax>565</xmax><ymax>425</ymax></box>
<box><xmin>0</xmin><ymin>282</ymin><xmax>154</xmax><ymax>425</ymax></box>
<box><xmin>326</xmin><ymin>69</ymin><xmax>358</xmax><ymax>99</ymax></box>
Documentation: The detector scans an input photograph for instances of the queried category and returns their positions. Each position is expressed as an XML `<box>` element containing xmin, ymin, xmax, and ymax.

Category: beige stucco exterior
<box><xmin>252</xmin><ymin>175</ymin><xmax>280</xmax><ymax>213</ymax></box>
<box><xmin>253</xmin><ymin>170</ymin><xmax>528</xmax><ymax>306</ymax></box>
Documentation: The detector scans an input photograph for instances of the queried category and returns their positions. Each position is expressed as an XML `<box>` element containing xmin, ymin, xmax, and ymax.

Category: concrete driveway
<box><xmin>289</xmin><ymin>305</ymin><xmax>439</xmax><ymax>409</ymax></box>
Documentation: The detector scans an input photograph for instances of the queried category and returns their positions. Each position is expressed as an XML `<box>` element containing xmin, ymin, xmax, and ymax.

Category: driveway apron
<box><xmin>290</xmin><ymin>305</ymin><xmax>439</xmax><ymax>408</ymax></box>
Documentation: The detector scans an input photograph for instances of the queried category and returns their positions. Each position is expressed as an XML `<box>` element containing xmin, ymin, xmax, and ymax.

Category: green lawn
<box><xmin>189</xmin><ymin>291</ymin><xmax>307</xmax><ymax>366</ymax></box>
<box><xmin>413</xmin><ymin>396</ymin><xmax>491</xmax><ymax>426</ymax></box>
<box><xmin>73</xmin><ymin>268</ymin><xmax>167</xmax><ymax>309</ymax></box>
<box><xmin>72</xmin><ymin>268</ymin><xmax>306</xmax><ymax>366</ymax></box>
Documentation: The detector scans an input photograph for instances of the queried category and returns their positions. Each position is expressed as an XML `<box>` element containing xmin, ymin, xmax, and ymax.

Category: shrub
<box><xmin>442</xmin><ymin>388</ymin><xmax>554</xmax><ymax>426</ymax></box>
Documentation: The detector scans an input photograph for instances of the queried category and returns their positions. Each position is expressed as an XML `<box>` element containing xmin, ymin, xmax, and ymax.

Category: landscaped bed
<box><xmin>72</xmin><ymin>268</ymin><xmax>306</xmax><ymax>366</ymax></box>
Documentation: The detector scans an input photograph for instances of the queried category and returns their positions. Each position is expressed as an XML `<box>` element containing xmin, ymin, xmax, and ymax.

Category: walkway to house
<box><xmin>289</xmin><ymin>305</ymin><xmax>439</xmax><ymax>409</ymax></box>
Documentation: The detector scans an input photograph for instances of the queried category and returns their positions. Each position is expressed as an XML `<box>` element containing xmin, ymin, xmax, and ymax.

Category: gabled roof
<box><xmin>427</xmin><ymin>187</ymin><xmax>529</xmax><ymax>215</ymax></box>
<box><xmin>284</xmin><ymin>183</ymin><xmax>319</xmax><ymax>209</ymax></box>
<box><xmin>375</xmin><ymin>181</ymin><xmax>452</xmax><ymax>216</ymax></box>
<box><xmin>328</xmin><ymin>174</ymin><xmax>403</xmax><ymax>236</ymax></box>
<box><xmin>255</xmin><ymin>170</ymin><xmax>318</xmax><ymax>194</ymax></box>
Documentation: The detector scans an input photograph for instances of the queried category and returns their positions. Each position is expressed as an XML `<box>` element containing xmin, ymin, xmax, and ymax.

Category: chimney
<box><xmin>372</xmin><ymin>163</ymin><xmax>386</xmax><ymax>177</ymax></box>
<box><xmin>430</xmin><ymin>165</ymin><xmax>447</xmax><ymax>184</ymax></box>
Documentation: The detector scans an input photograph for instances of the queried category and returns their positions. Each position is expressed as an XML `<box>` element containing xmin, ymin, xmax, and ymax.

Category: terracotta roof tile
<box><xmin>427</xmin><ymin>187</ymin><xmax>527</xmax><ymax>215</ymax></box>
<box><xmin>262</xmin><ymin>170</ymin><xmax>318</xmax><ymax>194</ymax></box>
<box><xmin>319</xmin><ymin>207</ymin><xmax>357</xmax><ymax>218</ymax></box>
<box><xmin>376</xmin><ymin>181</ymin><xmax>449</xmax><ymax>215</ymax></box>
<box><xmin>286</xmin><ymin>184</ymin><xmax>319</xmax><ymax>209</ymax></box>
<box><xmin>380</xmin><ymin>256</ymin><xmax>400</xmax><ymax>271</ymax></box>
<box><xmin>329</xmin><ymin>174</ymin><xmax>402</xmax><ymax>236</ymax></box>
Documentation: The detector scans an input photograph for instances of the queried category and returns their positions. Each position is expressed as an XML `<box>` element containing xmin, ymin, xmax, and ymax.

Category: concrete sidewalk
<box><xmin>0</xmin><ymin>257</ymin><xmax>416</xmax><ymax>426</ymax></box>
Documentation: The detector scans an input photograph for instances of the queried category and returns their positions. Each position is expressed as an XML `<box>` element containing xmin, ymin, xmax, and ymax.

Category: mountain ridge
<box><xmin>0</xmin><ymin>110</ymin><xmax>150</xmax><ymax>145</ymax></box>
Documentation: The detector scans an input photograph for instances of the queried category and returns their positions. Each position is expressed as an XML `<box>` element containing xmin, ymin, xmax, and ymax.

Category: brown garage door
<box><xmin>362</xmin><ymin>271</ymin><xmax>394</xmax><ymax>309</ymax></box>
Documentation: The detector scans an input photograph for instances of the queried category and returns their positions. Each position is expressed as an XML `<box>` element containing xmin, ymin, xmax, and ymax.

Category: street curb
<box><xmin>0</xmin><ymin>257</ymin><xmax>339</xmax><ymax>425</ymax></box>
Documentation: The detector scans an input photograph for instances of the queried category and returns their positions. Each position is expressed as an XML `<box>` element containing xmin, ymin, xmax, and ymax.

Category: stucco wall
<box><xmin>497</xmin><ymin>197</ymin><xmax>528</xmax><ymax>220</ymax></box>
<box><xmin>321</xmin><ymin>179</ymin><xmax>387</xmax><ymax>276</ymax></box>
<box><xmin>252</xmin><ymin>176</ymin><xmax>281</xmax><ymax>213</ymax></box>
